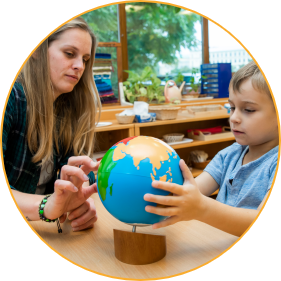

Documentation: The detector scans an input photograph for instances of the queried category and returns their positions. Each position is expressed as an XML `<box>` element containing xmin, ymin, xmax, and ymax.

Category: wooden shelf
<box><xmin>170</xmin><ymin>136</ymin><xmax>235</xmax><ymax>149</ymax></box>
<box><xmin>134</xmin><ymin>112</ymin><xmax>230</xmax><ymax>129</ymax></box>
<box><xmin>95</xmin><ymin>120</ymin><xmax>134</xmax><ymax>132</ymax></box>
<box><xmin>99</xmin><ymin>98</ymin><xmax>230</xmax><ymax>121</ymax></box>
<box><xmin>94</xmin><ymin>101</ymin><xmax>227</xmax><ymax>201</ymax></box>
<box><xmin>191</xmin><ymin>168</ymin><xmax>204</xmax><ymax>177</ymax></box>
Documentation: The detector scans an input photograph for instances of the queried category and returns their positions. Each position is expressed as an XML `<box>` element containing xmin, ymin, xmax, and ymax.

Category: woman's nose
<box><xmin>72</xmin><ymin>57</ymin><xmax>84</xmax><ymax>71</ymax></box>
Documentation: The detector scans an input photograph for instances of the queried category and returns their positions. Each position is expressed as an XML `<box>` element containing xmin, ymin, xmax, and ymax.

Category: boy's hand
<box><xmin>144</xmin><ymin>159</ymin><xmax>207</xmax><ymax>229</ymax></box>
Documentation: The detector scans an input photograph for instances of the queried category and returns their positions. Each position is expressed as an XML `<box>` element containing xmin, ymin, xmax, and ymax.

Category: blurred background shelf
<box><xmin>94</xmin><ymin>101</ymin><xmax>234</xmax><ymax>200</ymax></box>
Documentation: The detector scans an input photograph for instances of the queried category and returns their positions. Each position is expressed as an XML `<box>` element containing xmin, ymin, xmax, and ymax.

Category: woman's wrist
<box><xmin>42</xmin><ymin>194</ymin><xmax>57</xmax><ymax>220</ymax></box>
<box><xmin>11</xmin><ymin>190</ymin><xmax>47</xmax><ymax>221</ymax></box>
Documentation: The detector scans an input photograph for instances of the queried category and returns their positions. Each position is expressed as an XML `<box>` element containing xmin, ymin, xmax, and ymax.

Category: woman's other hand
<box><xmin>43</xmin><ymin>156</ymin><xmax>100</xmax><ymax>222</ymax></box>
<box><xmin>67</xmin><ymin>197</ymin><xmax>98</xmax><ymax>231</ymax></box>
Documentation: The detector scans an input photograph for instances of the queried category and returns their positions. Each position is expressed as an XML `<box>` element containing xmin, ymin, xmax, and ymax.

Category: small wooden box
<box><xmin>188</xmin><ymin>127</ymin><xmax>234</xmax><ymax>141</ymax></box>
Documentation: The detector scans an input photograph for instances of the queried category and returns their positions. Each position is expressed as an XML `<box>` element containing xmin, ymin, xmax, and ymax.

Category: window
<box><xmin>125</xmin><ymin>3</ymin><xmax>202</xmax><ymax>80</ymax></box>
<box><xmin>82</xmin><ymin>6</ymin><xmax>120</xmax><ymax>103</ymax></box>
<box><xmin>208</xmin><ymin>19</ymin><xmax>253</xmax><ymax>72</ymax></box>
<box><xmin>82</xmin><ymin>6</ymin><xmax>119</xmax><ymax>42</ymax></box>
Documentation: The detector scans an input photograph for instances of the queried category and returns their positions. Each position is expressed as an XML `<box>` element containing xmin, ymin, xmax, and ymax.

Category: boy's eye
<box><xmin>230</xmin><ymin>107</ymin><xmax>235</xmax><ymax>111</ymax></box>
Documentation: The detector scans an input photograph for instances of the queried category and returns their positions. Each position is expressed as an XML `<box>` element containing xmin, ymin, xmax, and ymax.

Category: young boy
<box><xmin>144</xmin><ymin>61</ymin><xmax>279</xmax><ymax>237</ymax></box>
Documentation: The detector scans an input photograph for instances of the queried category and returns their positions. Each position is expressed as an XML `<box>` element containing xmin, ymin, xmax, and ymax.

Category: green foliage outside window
<box><xmin>126</xmin><ymin>3</ymin><xmax>200</xmax><ymax>73</ymax></box>
<box><xmin>82</xmin><ymin>3</ymin><xmax>201</xmax><ymax>99</ymax></box>
<box><xmin>81</xmin><ymin>5</ymin><xmax>118</xmax><ymax>42</ymax></box>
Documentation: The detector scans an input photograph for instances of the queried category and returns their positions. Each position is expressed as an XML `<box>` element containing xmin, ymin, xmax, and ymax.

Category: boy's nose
<box><xmin>230</xmin><ymin>110</ymin><xmax>241</xmax><ymax>124</ymax></box>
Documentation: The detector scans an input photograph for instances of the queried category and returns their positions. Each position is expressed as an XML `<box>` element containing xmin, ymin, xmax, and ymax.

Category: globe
<box><xmin>97</xmin><ymin>136</ymin><xmax>184</xmax><ymax>226</ymax></box>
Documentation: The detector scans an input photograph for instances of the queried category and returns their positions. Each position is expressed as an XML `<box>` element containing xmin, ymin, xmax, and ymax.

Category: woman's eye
<box><xmin>245</xmin><ymin>109</ymin><xmax>255</xmax><ymax>113</ymax></box>
<box><xmin>65</xmin><ymin>52</ymin><xmax>73</xmax><ymax>57</ymax></box>
<box><xmin>230</xmin><ymin>107</ymin><xmax>235</xmax><ymax>111</ymax></box>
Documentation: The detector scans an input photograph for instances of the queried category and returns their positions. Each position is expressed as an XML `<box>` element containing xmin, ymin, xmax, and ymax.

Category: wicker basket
<box><xmin>149</xmin><ymin>106</ymin><xmax>180</xmax><ymax>120</ymax></box>
<box><xmin>115</xmin><ymin>114</ymin><xmax>135</xmax><ymax>124</ymax></box>
<box><xmin>163</xmin><ymin>133</ymin><xmax>184</xmax><ymax>143</ymax></box>
<box><xmin>192</xmin><ymin>160</ymin><xmax>211</xmax><ymax>169</ymax></box>
<box><xmin>183</xmin><ymin>93</ymin><xmax>200</xmax><ymax>99</ymax></box>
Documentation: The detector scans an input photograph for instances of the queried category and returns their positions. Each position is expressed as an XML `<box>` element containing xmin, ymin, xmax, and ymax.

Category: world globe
<box><xmin>97</xmin><ymin>136</ymin><xmax>184</xmax><ymax>226</ymax></box>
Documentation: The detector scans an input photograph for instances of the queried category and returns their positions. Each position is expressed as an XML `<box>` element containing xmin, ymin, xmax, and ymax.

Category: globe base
<box><xmin>114</xmin><ymin>229</ymin><xmax>166</xmax><ymax>265</ymax></box>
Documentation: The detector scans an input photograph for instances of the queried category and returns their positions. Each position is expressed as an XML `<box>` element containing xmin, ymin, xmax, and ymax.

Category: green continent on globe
<box><xmin>98</xmin><ymin>148</ymin><xmax>117</xmax><ymax>201</ymax></box>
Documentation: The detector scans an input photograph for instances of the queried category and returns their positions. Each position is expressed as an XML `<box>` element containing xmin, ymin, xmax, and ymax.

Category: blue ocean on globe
<box><xmin>97</xmin><ymin>136</ymin><xmax>184</xmax><ymax>226</ymax></box>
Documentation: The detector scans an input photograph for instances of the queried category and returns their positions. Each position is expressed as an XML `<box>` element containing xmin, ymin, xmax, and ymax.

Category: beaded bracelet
<box><xmin>38</xmin><ymin>195</ymin><xmax>62</xmax><ymax>233</ymax></box>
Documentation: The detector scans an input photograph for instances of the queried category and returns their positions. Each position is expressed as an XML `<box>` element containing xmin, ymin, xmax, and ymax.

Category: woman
<box><xmin>3</xmin><ymin>17</ymin><xmax>102</xmax><ymax>232</ymax></box>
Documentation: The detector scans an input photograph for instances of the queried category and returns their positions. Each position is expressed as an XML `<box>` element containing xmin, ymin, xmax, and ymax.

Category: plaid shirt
<box><xmin>2</xmin><ymin>82</ymin><xmax>95</xmax><ymax>194</ymax></box>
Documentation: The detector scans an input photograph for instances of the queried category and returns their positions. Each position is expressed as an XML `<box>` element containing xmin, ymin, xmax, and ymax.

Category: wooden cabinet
<box><xmin>134</xmin><ymin>112</ymin><xmax>234</xmax><ymax>177</ymax></box>
<box><xmin>95</xmin><ymin>120</ymin><xmax>134</xmax><ymax>153</ymax></box>
<box><xmin>95</xmin><ymin>101</ymin><xmax>232</xmax><ymax>196</ymax></box>
<box><xmin>94</xmin><ymin>108</ymin><xmax>235</xmax><ymax>181</ymax></box>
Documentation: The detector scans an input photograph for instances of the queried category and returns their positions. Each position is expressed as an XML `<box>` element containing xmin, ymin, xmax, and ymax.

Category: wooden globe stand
<box><xmin>114</xmin><ymin>226</ymin><xmax>166</xmax><ymax>265</ymax></box>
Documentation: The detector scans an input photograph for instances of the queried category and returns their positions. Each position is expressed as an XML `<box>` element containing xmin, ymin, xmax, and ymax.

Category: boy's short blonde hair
<box><xmin>229</xmin><ymin>61</ymin><xmax>271</xmax><ymax>98</ymax></box>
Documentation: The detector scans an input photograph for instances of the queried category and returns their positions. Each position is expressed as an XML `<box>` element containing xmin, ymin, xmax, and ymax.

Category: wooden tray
<box><xmin>188</xmin><ymin>127</ymin><xmax>233</xmax><ymax>141</ymax></box>
<box><xmin>186</xmin><ymin>104</ymin><xmax>228</xmax><ymax>116</ymax></box>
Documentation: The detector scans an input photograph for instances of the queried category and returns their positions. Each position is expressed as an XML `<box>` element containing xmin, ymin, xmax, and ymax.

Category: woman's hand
<box><xmin>43</xmin><ymin>156</ymin><xmax>100</xmax><ymax>223</ymax></box>
<box><xmin>144</xmin><ymin>159</ymin><xmax>207</xmax><ymax>229</ymax></box>
<box><xmin>67</xmin><ymin>197</ymin><xmax>97</xmax><ymax>231</ymax></box>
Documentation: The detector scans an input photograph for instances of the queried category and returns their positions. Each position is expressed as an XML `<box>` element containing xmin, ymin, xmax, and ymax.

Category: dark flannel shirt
<box><xmin>2</xmin><ymin>82</ymin><xmax>95</xmax><ymax>194</ymax></box>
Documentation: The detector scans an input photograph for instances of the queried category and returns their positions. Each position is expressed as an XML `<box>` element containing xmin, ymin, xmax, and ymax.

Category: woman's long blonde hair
<box><xmin>20</xmin><ymin>17</ymin><xmax>101</xmax><ymax>164</ymax></box>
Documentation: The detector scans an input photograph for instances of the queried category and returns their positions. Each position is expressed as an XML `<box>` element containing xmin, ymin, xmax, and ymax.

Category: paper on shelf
<box><xmin>118</xmin><ymin>109</ymin><xmax>135</xmax><ymax>116</ymax></box>
<box><xmin>118</xmin><ymin>101</ymin><xmax>150</xmax><ymax>117</ymax></box>
<box><xmin>133</xmin><ymin>101</ymin><xmax>149</xmax><ymax>115</ymax></box>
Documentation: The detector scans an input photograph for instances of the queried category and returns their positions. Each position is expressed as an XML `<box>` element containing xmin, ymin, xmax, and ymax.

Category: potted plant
<box><xmin>174</xmin><ymin>71</ymin><xmax>184</xmax><ymax>86</ymax></box>
<box><xmin>146</xmin><ymin>73</ymin><xmax>165</xmax><ymax>103</ymax></box>
<box><xmin>123</xmin><ymin>66</ymin><xmax>165</xmax><ymax>103</ymax></box>
<box><xmin>188</xmin><ymin>68</ymin><xmax>206</xmax><ymax>94</ymax></box>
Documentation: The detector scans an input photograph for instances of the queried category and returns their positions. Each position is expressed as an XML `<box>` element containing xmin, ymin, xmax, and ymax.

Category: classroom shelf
<box><xmin>94</xmin><ymin>105</ymin><xmax>231</xmax><ymax>200</ymax></box>
<box><xmin>191</xmin><ymin>168</ymin><xmax>204</xmax><ymax>178</ymax></box>
<box><xmin>170</xmin><ymin>136</ymin><xmax>235</xmax><ymax>150</ymax></box>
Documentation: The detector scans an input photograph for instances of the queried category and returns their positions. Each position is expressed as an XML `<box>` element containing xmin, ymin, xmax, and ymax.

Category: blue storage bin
<box><xmin>200</xmin><ymin>63</ymin><xmax>232</xmax><ymax>98</ymax></box>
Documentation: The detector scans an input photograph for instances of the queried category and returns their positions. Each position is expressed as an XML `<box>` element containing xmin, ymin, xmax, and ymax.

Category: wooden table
<box><xmin>30</xmin><ymin>194</ymin><xmax>238</xmax><ymax>279</ymax></box>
